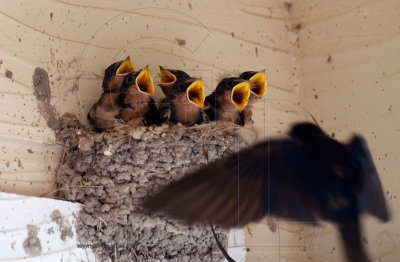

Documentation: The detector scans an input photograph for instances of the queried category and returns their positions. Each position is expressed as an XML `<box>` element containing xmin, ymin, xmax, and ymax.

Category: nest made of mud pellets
<box><xmin>56</xmin><ymin>113</ymin><xmax>250</xmax><ymax>262</ymax></box>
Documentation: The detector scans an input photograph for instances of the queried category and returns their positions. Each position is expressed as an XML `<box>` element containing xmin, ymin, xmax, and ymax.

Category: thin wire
<box><xmin>210</xmin><ymin>225</ymin><xmax>236</xmax><ymax>262</ymax></box>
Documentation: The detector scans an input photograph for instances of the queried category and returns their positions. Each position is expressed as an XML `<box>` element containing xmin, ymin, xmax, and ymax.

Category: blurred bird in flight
<box><xmin>144</xmin><ymin>122</ymin><xmax>390</xmax><ymax>262</ymax></box>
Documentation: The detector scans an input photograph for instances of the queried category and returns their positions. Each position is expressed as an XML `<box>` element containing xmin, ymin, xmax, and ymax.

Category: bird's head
<box><xmin>121</xmin><ymin>66</ymin><xmax>154</xmax><ymax>96</ymax></box>
<box><xmin>102</xmin><ymin>60</ymin><xmax>122</xmax><ymax>90</ymax></box>
<box><xmin>171</xmin><ymin>78</ymin><xmax>205</xmax><ymax>108</ymax></box>
<box><xmin>103</xmin><ymin>56</ymin><xmax>135</xmax><ymax>91</ymax></box>
<box><xmin>159</xmin><ymin>66</ymin><xmax>191</xmax><ymax>97</ymax></box>
<box><xmin>215</xmin><ymin>77</ymin><xmax>251</xmax><ymax>111</ymax></box>
<box><xmin>240</xmin><ymin>70</ymin><xmax>267</xmax><ymax>98</ymax></box>
<box><xmin>289</xmin><ymin>122</ymin><xmax>325</xmax><ymax>141</ymax></box>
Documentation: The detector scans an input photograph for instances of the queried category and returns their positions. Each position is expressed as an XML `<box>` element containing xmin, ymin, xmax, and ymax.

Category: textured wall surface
<box><xmin>0</xmin><ymin>0</ymin><xmax>299</xmax><ymax>197</ymax></box>
<box><xmin>293</xmin><ymin>0</ymin><xmax>400</xmax><ymax>261</ymax></box>
<box><xmin>0</xmin><ymin>0</ymin><xmax>398</xmax><ymax>261</ymax></box>
<box><xmin>245</xmin><ymin>0</ymin><xmax>400</xmax><ymax>261</ymax></box>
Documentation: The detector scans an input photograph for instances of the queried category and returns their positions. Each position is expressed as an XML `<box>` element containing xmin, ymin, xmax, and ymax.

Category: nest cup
<box><xmin>56</xmin><ymin>114</ymin><xmax>250</xmax><ymax>261</ymax></box>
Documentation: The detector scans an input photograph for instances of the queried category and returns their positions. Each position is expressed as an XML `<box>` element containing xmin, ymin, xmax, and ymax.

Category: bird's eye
<box><xmin>127</xmin><ymin>75</ymin><xmax>135</xmax><ymax>83</ymax></box>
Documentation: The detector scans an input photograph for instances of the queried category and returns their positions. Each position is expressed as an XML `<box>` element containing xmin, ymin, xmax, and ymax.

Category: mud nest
<box><xmin>55</xmin><ymin>113</ymin><xmax>250</xmax><ymax>262</ymax></box>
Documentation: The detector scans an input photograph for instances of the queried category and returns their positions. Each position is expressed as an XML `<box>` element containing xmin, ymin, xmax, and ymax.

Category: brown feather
<box><xmin>88</xmin><ymin>92</ymin><xmax>123</xmax><ymax>131</ymax></box>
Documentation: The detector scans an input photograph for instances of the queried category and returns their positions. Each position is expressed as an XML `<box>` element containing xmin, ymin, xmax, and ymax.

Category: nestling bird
<box><xmin>118</xmin><ymin>66</ymin><xmax>158</xmax><ymax>127</ymax></box>
<box><xmin>102</xmin><ymin>56</ymin><xmax>135</xmax><ymax>91</ymax></box>
<box><xmin>158</xmin><ymin>76</ymin><xmax>207</xmax><ymax>125</ymax></box>
<box><xmin>87</xmin><ymin>57</ymin><xmax>135</xmax><ymax>132</ymax></box>
<box><xmin>204</xmin><ymin>77</ymin><xmax>251</xmax><ymax>126</ymax></box>
<box><xmin>144</xmin><ymin>122</ymin><xmax>390</xmax><ymax>262</ymax></box>
<box><xmin>159</xmin><ymin>66</ymin><xmax>190</xmax><ymax>97</ymax></box>
<box><xmin>238</xmin><ymin>70</ymin><xmax>267</xmax><ymax>126</ymax></box>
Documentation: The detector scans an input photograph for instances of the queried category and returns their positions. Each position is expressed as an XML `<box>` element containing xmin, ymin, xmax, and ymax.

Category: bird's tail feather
<box><xmin>360</xmin><ymin>165</ymin><xmax>390</xmax><ymax>221</ymax></box>
<box><xmin>348</xmin><ymin>135</ymin><xmax>390</xmax><ymax>221</ymax></box>
<box><xmin>338</xmin><ymin>219</ymin><xmax>368</xmax><ymax>262</ymax></box>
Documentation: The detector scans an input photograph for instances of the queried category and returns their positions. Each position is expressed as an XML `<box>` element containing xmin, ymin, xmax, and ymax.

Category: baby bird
<box><xmin>205</xmin><ymin>77</ymin><xmax>251</xmax><ymax>126</ymax></box>
<box><xmin>158</xmin><ymin>66</ymin><xmax>190</xmax><ymax>97</ymax></box>
<box><xmin>118</xmin><ymin>67</ymin><xmax>158</xmax><ymax>127</ymax></box>
<box><xmin>88</xmin><ymin>57</ymin><xmax>135</xmax><ymax>132</ymax></box>
<box><xmin>158</xmin><ymin>77</ymin><xmax>207</xmax><ymax>125</ymax></box>
<box><xmin>102</xmin><ymin>57</ymin><xmax>135</xmax><ymax>91</ymax></box>
<box><xmin>238</xmin><ymin>70</ymin><xmax>267</xmax><ymax>126</ymax></box>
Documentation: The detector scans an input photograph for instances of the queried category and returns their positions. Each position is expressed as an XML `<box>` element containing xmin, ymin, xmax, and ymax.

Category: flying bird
<box><xmin>158</xmin><ymin>77</ymin><xmax>207</xmax><ymax>125</ymax></box>
<box><xmin>144</xmin><ymin>122</ymin><xmax>390</xmax><ymax>262</ymax></box>
<box><xmin>118</xmin><ymin>67</ymin><xmax>158</xmax><ymax>127</ymax></box>
<box><xmin>87</xmin><ymin>57</ymin><xmax>135</xmax><ymax>132</ymax></box>
<box><xmin>204</xmin><ymin>77</ymin><xmax>251</xmax><ymax>126</ymax></box>
<box><xmin>238</xmin><ymin>70</ymin><xmax>267</xmax><ymax>126</ymax></box>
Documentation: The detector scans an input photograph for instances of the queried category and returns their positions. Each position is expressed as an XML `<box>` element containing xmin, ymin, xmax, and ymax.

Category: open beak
<box><xmin>249</xmin><ymin>70</ymin><xmax>266</xmax><ymax>98</ymax></box>
<box><xmin>159</xmin><ymin>66</ymin><xmax>177</xmax><ymax>84</ymax></box>
<box><xmin>187</xmin><ymin>79</ymin><xmax>205</xmax><ymax>108</ymax></box>
<box><xmin>136</xmin><ymin>66</ymin><xmax>154</xmax><ymax>95</ymax></box>
<box><xmin>116</xmin><ymin>56</ymin><xmax>135</xmax><ymax>75</ymax></box>
<box><xmin>159</xmin><ymin>66</ymin><xmax>177</xmax><ymax>97</ymax></box>
<box><xmin>231</xmin><ymin>81</ymin><xmax>251</xmax><ymax>111</ymax></box>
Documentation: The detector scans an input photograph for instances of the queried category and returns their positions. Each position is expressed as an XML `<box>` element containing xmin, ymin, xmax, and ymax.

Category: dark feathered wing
<box><xmin>144</xmin><ymin>139</ymin><xmax>319</xmax><ymax>229</ymax></box>
<box><xmin>143</xmin><ymin>98</ymin><xmax>159</xmax><ymax>125</ymax></box>
<box><xmin>204</xmin><ymin>92</ymin><xmax>219</xmax><ymax>121</ymax></box>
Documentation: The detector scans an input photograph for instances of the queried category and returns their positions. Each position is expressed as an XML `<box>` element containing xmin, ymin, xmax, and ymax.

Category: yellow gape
<box><xmin>159</xmin><ymin>66</ymin><xmax>177</xmax><ymax>84</ymax></box>
<box><xmin>231</xmin><ymin>81</ymin><xmax>251</xmax><ymax>111</ymax></box>
<box><xmin>136</xmin><ymin>67</ymin><xmax>154</xmax><ymax>95</ymax></box>
<box><xmin>186</xmin><ymin>79</ymin><xmax>205</xmax><ymax>108</ymax></box>
<box><xmin>249</xmin><ymin>70</ymin><xmax>267</xmax><ymax>98</ymax></box>
<box><xmin>116</xmin><ymin>56</ymin><xmax>135</xmax><ymax>75</ymax></box>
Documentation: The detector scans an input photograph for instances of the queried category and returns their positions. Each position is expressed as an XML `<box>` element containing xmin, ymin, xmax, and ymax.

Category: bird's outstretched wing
<box><xmin>144</xmin><ymin>139</ymin><xmax>318</xmax><ymax>228</ymax></box>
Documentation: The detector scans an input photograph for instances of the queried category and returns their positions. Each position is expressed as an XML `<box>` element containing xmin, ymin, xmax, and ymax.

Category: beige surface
<box><xmin>0</xmin><ymin>0</ymin><xmax>398</xmax><ymax>261</ymax></box>
<box><xmin>294</xmin><ymin>1</ymin><xmax>400</xmax><ymax>261</ymax></box>
<box><xmin>0</xmin><ymin>0</ymin><xmax>298</xmax><ymax>195</ymax></box>
<box><xmin>245</xmin><ymin>1</ymin><xmax>400</xmax><ymax>261</ymax></box>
